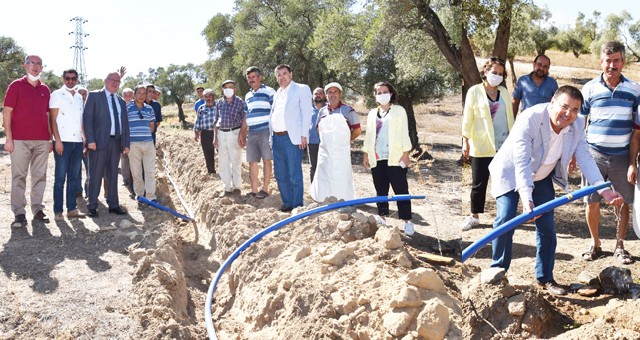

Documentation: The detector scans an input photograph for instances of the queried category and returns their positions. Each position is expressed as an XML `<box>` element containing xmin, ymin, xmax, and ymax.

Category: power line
<box><xmin>69</xmin><ymin>16</ymin><xmax>89</xmax><ymax>85</ymax></box>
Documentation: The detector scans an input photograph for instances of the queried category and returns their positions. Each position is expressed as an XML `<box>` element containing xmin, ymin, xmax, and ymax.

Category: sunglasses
<box><xmin>64</xmin><ymin>76</ymin><xmax>77</xmax><ymax>81</ymax></box>
<box><xmin>490</xmin><ymin>57</ymin><xmax>506</xmax><ymax>66</ymax></box>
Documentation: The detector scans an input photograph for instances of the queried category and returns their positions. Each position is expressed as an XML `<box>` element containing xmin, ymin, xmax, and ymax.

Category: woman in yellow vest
<box><xmin>461</xmin><ymin>57</ymin><xmax>515</xmax><ymax>231</ymax></box>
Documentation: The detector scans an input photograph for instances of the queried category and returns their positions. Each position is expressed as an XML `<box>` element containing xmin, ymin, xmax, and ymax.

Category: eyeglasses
<box><xmin>26</xmin><ymin>60</ymin><xmax>43</xmax><ymax>66</ymax></box>
<box><xmin>138</xmin><ymin>112</ymin><xmax>144</xmax><ymax>120</ymax></box>
<box><xmin>106</xmin><ymin>78</ymin><xmax>121</xmax><ymax>83</ymax></box>
<box><xmin>490</xmin><ymin>57</ymin><xmax>506</xmax><ymax>66</ymax></box>
<box><xmin>64</xmin><ymin>77</ymin><xmax>77</xmax><ymax>81</ymax></box>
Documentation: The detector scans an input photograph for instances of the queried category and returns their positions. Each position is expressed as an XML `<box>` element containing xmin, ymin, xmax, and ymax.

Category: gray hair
<box><xmin>203</xmin><ymin>89</ymin><xmax>214</xmax><ymax>96</ymax></box>
<box><xmin>122</xmin><ymin>87</ymin><xmax>133</xmax><ymax>94</ymax></box>
<box><xmin>601</xmin><ymin>41</ymin><xmax>626</xmax><ymax>62</ymax></box>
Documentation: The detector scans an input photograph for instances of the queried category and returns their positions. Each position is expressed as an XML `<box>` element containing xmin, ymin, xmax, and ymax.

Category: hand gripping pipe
<box><xmin>462</xmin><ymin>181</ymin><xmax>612</xmax><ymax>262</ymax></box>
<box><xmin>136</xmin><ymin>195</ymin><xmax>193</xmax><ymax>221</ymax></box>
<box><xmin>205</xmin><ymin>194</ymin><xmax>425</xmax><ymax>340</ymax></box>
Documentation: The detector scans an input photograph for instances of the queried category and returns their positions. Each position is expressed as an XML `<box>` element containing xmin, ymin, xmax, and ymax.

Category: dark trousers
<box><xmin>308</xmin><ymin>143</ymin><xmax>319</xmax><ymax>183</ymax></box>
<box><xmin>470</xmin><ymin>156</ymin><xmax>492</xmax><ymax>214</ymax></box>
<box><xmin>371</xmin><ymin>160</ymin><xmax>411</xmax><ymax>220</ymax></box>
<box><xmin>87</xmin><ymin>138</ymin><xmax>121</xmax><ymax>210</ymax></box>
<box><xmin>200</xmin><ymin>130</ymin><xmax>216</xmax><ymax>174</ymax></box>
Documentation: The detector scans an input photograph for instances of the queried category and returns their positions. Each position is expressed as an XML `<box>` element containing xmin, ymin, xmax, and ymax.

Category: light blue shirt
<box><xmin>104</xmin><ymin>87</ymin><xmax>123</xmax><ymax>136</ymax></box>
<box><xmin>512</xmin><ymin>74</ymin><xmax>558</xmax><ymax>112</ymax></box>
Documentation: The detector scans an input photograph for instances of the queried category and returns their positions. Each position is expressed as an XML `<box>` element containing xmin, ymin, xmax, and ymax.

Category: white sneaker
<box><xmin>374</xmin><ymin>215</ymin><xmax>388</xmax><ymax>226</ymax></box>
<box><xmin>462</xmin><ymin>216</ymin><xmax>480</xmax><ymax>231</ymax></box>
<box><xmin>404</xmin><ymin>221</ymin><xmax>415</xmax><ymax>236</ymax></box>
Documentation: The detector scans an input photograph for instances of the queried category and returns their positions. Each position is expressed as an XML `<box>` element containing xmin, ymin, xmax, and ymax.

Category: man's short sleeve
<box><xmin>49</xmin><ymin>90</ymin><xmax>61</xmax><ymax>109</ymax></box>
<box><xmin>345</xmin><ymin>107</ymin><xmax>361</xmax><ymax>129</ymax></box>
<box><xmin>3</xmin><ymin>81</ymin><xmax>18</xmax><ymax>108</ymax></box>
<box><xmin>580</xmin><ymin>85</ymin><xmax>591</xmax><ymax>116</ymax></box>
<box><xmin>512</xmin><ymin>77</ymin><xmax>523</xmax><ymax>100</ymax></box>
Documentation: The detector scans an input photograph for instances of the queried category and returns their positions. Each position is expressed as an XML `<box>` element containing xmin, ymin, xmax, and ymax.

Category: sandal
<box><xmin>582</xmin><ymin>245</ymin><xmax>603</xmax><ymax>261</ymax></box>
<box><xmin>255</xmin><ymin>190</ymin><xmax>270</xmax><ymax>199</ymax></box>
<box><xmin>614</xmin><ymin>248</ymin><xmax>634</xmax><ymax>265</ymax></box>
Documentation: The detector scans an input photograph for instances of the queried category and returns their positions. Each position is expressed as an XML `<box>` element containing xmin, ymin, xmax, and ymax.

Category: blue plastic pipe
<box><xmin>462</xmin><ymin>181</ymin><xmax>612</xmax><ymax>262</ymax></box>
<box><xmin>136</xmin><ymin>196</ymin><xmax>193</xmax><ymax>221</ymax></box>
<box><xmin>204</xmin><ymin>194</ymin><xmax>425</xmax><ymax>340</ymax></box>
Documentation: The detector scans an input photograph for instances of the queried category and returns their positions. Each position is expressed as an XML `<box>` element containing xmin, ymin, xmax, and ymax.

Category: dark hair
<box><xmin>274</xmin><ymin>64</ymin><xmax>292</xmax><ymax>74</ymax></box>
<box><xmin>62</xmin><ymin>69</ymin><xmax>78</xmax><ymax>78</ymax></box>
<box><xmin>134</xmin><ymin>85</ymin><xmax>147</xmax><ymax>95</ymax></box>
<box><xmin>601</xmin><ymin>41</ymin><xmax>626</xmax><ymax>62</ymax></box>
<box><xmin>373</xmin><ymin>81</ymin><xmax>398</xmax><ymax>104</ymax></box>
<box><xmin>480</xmin><ymin>57</ymin><xmax>507</xmax><ymax>83</ymax></box>
<box><xmin>146</xmin><ymin>84</ymin><xmax>156</xmax><ymax>90</ymax></box>
<box><xmin>196</xmin><ymin>86</ymin><xmax>204</xmax><ymax>91</ymax></box>
<box><xmin>553</xmin><ymin>85</ymin><xmax>584</xmax><ymax>105</ymax></box>
<box><xmin>533</xmin><ymin>54</ymin><xmax>550</xmax><ymax>64</ymax></box>
<box><xmin>245</xmin><ymin>66</ymin><xmax>262</xmax><ymax>76</ymax></box>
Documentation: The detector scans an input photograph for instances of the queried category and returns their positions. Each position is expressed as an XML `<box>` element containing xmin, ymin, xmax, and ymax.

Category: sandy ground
<box><xmin>0</xmin><ymin>94</ymin><xmax>463</xmax><ymax>339</ymax></box>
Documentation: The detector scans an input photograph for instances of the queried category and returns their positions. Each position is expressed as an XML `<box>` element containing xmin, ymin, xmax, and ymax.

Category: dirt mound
<box><xmin>462</xmin><ymin>265</ymin><xmax>572</xmax><ymax>339</ymax></box>
<box><xmin>125</xmin><ymin>132</ymin><xmax>462</xmax><ymax>339</ymax></box>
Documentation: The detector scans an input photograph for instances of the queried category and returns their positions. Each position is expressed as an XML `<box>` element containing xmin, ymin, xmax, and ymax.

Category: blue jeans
<box><xmin>490</xmin><ymin>173</ymin><xmax>556</xmax><ymax>283</ymax></box>
<box><xmin>75</xmin><ymin>154</ymin><xmax>88</xmax><ymax>195</ymax></box>
<box><xmin>53</xmin><ymin>142</ymin><xmax>84</xmax><ymax>213</ymax></box>
<box><xmin>272</xmin><ymin>134</ymin><xmax>303</xmax><ymax>208</ymax></box>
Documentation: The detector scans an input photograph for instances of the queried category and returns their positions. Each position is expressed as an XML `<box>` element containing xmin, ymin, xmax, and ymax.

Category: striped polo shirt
<box><xmin>126</xmin><ymin>101</ymin><xmax>156</xmax><ymax>143</ymax></box>
<box><xmin>581</xmin><ymin>74</ymin><xmax>640</xmax><ymax>155</ymax></box>
<box><xmin>245</xmin><ymin>84</ymin><xmax>275</xmax><ymax>133</ymax></box>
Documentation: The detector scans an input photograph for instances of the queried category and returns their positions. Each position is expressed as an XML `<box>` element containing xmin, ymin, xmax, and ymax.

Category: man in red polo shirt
<box><xmin>3</xmin><ymin>55</ymin><xmax>52</xmax><ymax>226</ymax></box>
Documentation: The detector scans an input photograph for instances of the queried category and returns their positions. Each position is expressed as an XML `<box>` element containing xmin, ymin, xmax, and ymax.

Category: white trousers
<box><xmin>218</xmin><ymin>129</ymin><xmax>243</xmax><ymax>191</ymax></box>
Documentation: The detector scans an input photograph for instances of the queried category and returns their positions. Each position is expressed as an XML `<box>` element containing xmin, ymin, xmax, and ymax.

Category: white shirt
<box><xmin>49</xmin><ymin>88</ymin><xmax>84</xmax><ymax>142</ymax></box>
<box><xmin>271</xmin><ymin>84</ymin><xmax>290</xmax><ymax>132</ymax></box>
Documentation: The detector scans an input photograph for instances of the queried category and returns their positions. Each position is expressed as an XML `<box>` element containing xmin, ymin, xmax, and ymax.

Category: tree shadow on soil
<box><xmin>0</xmin><ymin>210</ymin><xmax>137</xmax><ymax>294</ymax></box>
<box><xmin>461</xmin><ymin>240</ymin><xmax>574</xmax><ymax>262</ymax></box>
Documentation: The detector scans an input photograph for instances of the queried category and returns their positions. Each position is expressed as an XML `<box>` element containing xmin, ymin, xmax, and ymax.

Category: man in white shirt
<box><xmin>488</xmin><ymin>85</ymin><xmax>623</xmax><ymax>296</ymax></box>
<box><xmin>50</xmin><ymin>69</ymin><xmax>87</xmax><ymax>220</ymax></box>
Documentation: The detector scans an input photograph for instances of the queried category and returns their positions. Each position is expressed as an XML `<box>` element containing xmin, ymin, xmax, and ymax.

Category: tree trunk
<box><xmin>412</xmin><ymin>1</ymin><xmax>481</xmax><ymax>102</ymax></box>
<box><xmin>177</xmin><ymin>99</ymin><xmax>185</xmax><ymax>126</ymax></box>
<box><xmin>491</xmin><ymin>0</ymin><xmax>514</xmax><ymax>61</ymax></box>
<box><xmin>508</xmin><ymin>56</ymin><xmax>516</xmax><ymax>88</ymax></box>
<box><xmin>397</xmin><ymin>94</ymin><xmax>432</xmax><ymax>160</ymax></box>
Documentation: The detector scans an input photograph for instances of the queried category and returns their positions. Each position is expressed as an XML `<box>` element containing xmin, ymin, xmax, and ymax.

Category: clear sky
<box><xmin>0</xmin><ymin>0</ymin><xmax>235</xmax><ymax>82</ymax></box>
<box><xmin>534</xmin><ymin>0</ymin><xmax>640</xmax><ymax>28</ymax></box>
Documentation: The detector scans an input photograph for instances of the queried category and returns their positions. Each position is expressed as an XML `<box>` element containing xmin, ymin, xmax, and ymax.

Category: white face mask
<box><xmin>375</xmin><ymin>93</ymin><xmax>391</xmax><ymax>105</ymax></box>
<box><xmin>223</xmin><ymin>88</ymin><xmax>234</xmax><ymax>98</ymax></box>
<box><xmin>485</xmin><ymin>72</ymin><xmax>503</xmax><ymax>87</ymax></box>
<box><xmin>64</xmin><ymin>85</ymin><xmax>77</xmax><ymax>92</ymax></box>
<box><xmin>27</xmin><ymin>73</ymin><xmax>41</xmax><ymax>81</ymax></box>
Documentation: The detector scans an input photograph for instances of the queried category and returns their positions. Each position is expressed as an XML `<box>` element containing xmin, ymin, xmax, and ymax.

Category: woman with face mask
<box><xmin>461</xmin><ymin>57</ymin><xmax>515</xmax><ymax>232</ymax></box>
<box><xmin>362</xmin><ymin>81</ymin><xmax>415</xmax><ymax>236</ymax></box>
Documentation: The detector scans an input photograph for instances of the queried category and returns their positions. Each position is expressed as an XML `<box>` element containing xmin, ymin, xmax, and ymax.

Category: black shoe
<box><xmin>33</xmin><ymin>210</ymin><xmax>50</xmax><ymax>223</ymax></box>
<box><xmin>88</xmin><ymin>209</ymin><xmax>98</xmax><ymax>217</ymax></box>
<box><xmin>108</xmin><ymin>207</ymin><xmax>127</xmax><ymax>215</ymax></box>
<box><xmin>279</xmin><ymin>206</ymin><xmax>293</xmax><ymax>213</ymax></box>
<box><xmin>538</xmin><ymin>280</ymin><xmax>567</xmax><ymax>296</ymax></box>
<box><xmin>12</xmin><ymin>214</ymin><xmax>27</xmax><ymax>228</ymax></box>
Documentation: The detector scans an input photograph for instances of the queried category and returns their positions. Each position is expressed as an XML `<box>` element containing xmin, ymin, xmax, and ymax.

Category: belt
<box><xmin>219</xmin><ymin>126</ymin><xmax>241</xmax><ymax>132</ymax></box>
<box><xmin>273</xmin><ymin>131</ymin><xmax>287</xmax><ymax>136</ymax></box>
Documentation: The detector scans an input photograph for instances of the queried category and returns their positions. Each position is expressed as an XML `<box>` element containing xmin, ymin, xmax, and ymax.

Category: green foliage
<box><xmin>86</xmin><ymin>78</ymin><xmax>105</xmax><ymax>91</ymax></box>
<box><xmin>153</xmin><ymin>64</ymin><xmax>198</xmax><ymax>123</ymax></box>
<box><xmin>40</xmin><ymin>70</ymin><xmax>62</xmax><ymax>91</ymax></box>
<box><xmin>0</xmin><ymin>36</ymin><xmax>26</xmax><ymax>104</ymax></box>
<box><xmin>590</xmin><ymin>11</ymin><xmax>640</xmax><ymax>61</ymax></box>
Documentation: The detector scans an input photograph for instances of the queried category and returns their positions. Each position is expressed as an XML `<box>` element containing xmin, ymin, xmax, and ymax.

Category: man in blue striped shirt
<box><xmin>127</xmin><ymin>85</ymin><xmax>157</xmax><ymax>203</ymax></box>
<box><xmin>580</xmin><ymin>41</ymin><xmax>640</xmax><ymax>265</ymax></box>
<box><xmin>244</xmin><ymin>67</ymin><xmax>276</xmax><ymax>199</ymax></box>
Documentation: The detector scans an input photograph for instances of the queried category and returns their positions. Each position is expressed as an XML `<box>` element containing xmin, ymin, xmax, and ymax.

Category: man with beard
<box><xmin>512</xmin><ymin>54</ymin><xmax>558</xmax><ymax>116</ymax></box>
<box><xmin>580</xmin><ymin>41</ymin><xmax>640</xmax><ymax>265</ymax></box>
<box><xmin>308</xmin><ymin>87</ymin><xmax>326</xmax><ymax>182</ymax></box>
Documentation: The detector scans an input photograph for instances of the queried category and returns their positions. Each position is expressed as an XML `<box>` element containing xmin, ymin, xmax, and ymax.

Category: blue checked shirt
<box><xmin>214</xmin><ymin>96</ymin><xmax>247</xmax><ymax>129</ymax></box>
<box><xmin>194</xmin><ymin>104</ymin><xmax>217</xmax><ymax>131</ymax></box>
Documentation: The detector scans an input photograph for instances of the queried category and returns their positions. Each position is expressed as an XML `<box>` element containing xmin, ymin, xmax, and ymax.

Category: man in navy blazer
<box><xmin>83</xmin><ymin>72</ymin><xmax>130</xmax><ymax>217</ymax></box>
<box><xmin>488</xmin><ymin>85</ymin><xmax>623</xmax><ymax>295</ymax></box>
<box><xmin>269</xmin><ymin>64</ymin><xmax>312</xmax><ymax>212</ymax></box>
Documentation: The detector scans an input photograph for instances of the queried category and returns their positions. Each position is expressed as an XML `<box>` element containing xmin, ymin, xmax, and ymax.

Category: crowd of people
<box><xmin>3</xmin><ymin>59</ymin><xmax>416</xmax><ymax>236</ymax></box>
<box><xmin>462</xmin><ymin>41</ymin><xmax>637</xmax><ymax>296</ymax></box>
